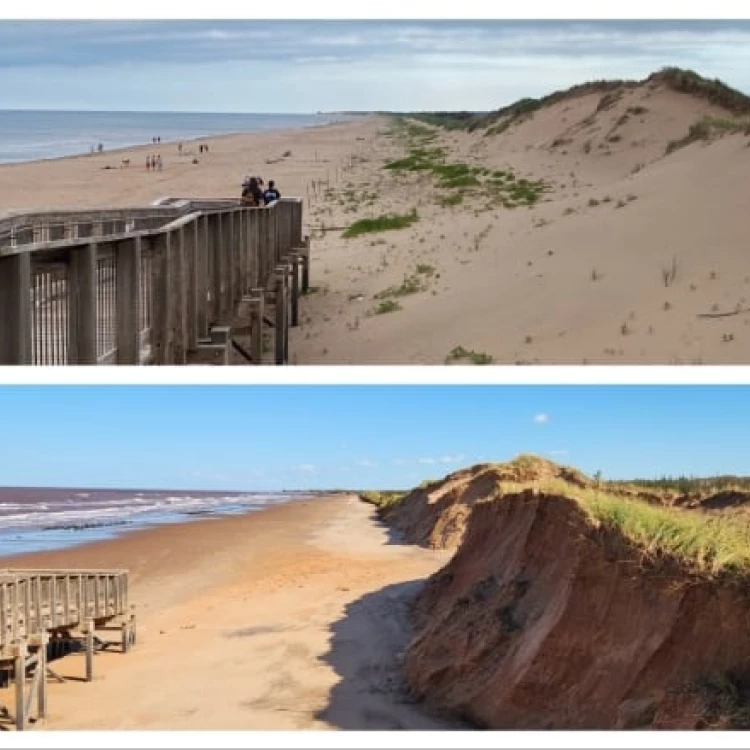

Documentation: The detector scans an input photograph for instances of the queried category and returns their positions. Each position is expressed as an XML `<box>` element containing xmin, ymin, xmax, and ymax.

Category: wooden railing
<box><xmin>0</xmin><ymin>197</ymin><xmax>305</xmax><ymax>364</ymax></box>
<box><xmin>0</xmin><ymin>568</ymin><xmax>134</xmax><ymax>730</ymax></box>
<box><xmin>0</xmin><ymin>569</ymin><xmax>129</xmax><ymax>657</ymax></box>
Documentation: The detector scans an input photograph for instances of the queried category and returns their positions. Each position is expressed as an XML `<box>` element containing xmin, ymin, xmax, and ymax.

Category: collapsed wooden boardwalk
<box><xmin>0</xmin><ymin>569</ymin><xmax>134</xmax><ymax>730</ymax></box>
<box><xmin>0</xmin><ymin>197</ymin><xmax>309</xmax><ymax>365</ymax></box>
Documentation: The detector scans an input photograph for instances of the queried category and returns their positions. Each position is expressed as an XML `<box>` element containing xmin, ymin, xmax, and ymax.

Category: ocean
<box><xmin>0</xmin><ymin>110</ymin><xmax>347</xmax><ymax>165</ymax></box>
<box><xmin>0</xmin><ymin>486</ymin><xmax>309</xmax><ymax>557</ymax></box>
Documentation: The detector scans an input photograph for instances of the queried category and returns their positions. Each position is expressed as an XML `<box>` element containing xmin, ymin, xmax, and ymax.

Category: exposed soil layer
<box><xmin>404</xmin><ymin>489</ymin><xmax>750</xmax><ymax>729</ymax></box>
<box><xmin>385</xmin><ymin>457</ymin><xmax>592</xmax><ymax>549</ymax></box>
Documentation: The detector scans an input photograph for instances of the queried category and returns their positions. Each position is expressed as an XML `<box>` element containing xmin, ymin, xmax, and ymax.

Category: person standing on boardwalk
<box><xmin>263</xmin><ymin>180</ymin><xmax>280</xmax><ymax>204</ymax></box>
<box><xmin>241</xmin><ymin>176</ymin><xmax>263</xmax><ymax>206</ymax></box>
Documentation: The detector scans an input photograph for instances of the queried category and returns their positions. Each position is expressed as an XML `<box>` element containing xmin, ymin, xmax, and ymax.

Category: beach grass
<box><xmin>375</xmin><ymin>273</ymin><xmax>424</xmax><ymax>300</ymax></box>
<box><xmin>374</xmin><ymin>299</ymin><xmax>403</xmax><ymax>315</ymax></box>
<box><xmin>343</xmin><ymin>209</ymin><xmax>419</xmax><ymax>238</ymax></box>
<box><xmin>445</xmin><ymin>345</ymin><xmax>494</xmax><ymax>365</ymax></box>
<box><xmin>496</xmin><ymin>475</ymin><xmax>750</xmax><ymax>578</ymax></box>
<box><xmin>360</xmin><ymin>491</ymin><xmax>406</xmax><ymax>514</ymax></box>
<box><xmin>665</xmin><ymin>115</ymin><xmax>748</xmax><ymax>154</ymax></box>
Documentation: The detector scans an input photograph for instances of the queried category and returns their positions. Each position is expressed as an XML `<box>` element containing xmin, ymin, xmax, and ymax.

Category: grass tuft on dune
<box><xmin>343</xmin><ymin>209</ymin><xmax>419</xmax><ymax>238</ymax></box>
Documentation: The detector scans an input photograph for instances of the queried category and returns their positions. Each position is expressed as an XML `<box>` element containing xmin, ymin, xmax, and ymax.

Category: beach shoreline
<box><xmin>0</xmin><ymin>494</ymin><xmax>454</xmax><ymax>730</ymax></box>
<box><xmin>0</xmin><ymin>490</ymin><xmax>320</xmax><ymax>562</ymax></box>
<box><xmin>0</xmin><ymin>114</ymin><xmax>382</xmax><ymax>212</ymax></box>
<box><xmin>0</xmin><ymin>112</ymin><xmax>357</xmax><ymax>168</ymax></box>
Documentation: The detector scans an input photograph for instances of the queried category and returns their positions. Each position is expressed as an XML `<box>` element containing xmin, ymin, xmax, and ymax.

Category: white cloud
<box><xmin>297</xmin><ymin>464</ymin><xmax>316</xmax><ymax>473</ymax></box>
<box><xmin>548</xmin><ymin>450</ymin><xmax>569</xmax><ymax>457</ymax></box>
<box><xmin>439</xmin><ymin>454</ymin><xmax>465</xmax><ymax>464</ymax></box>
<box><xmin>356</xmin><ymin>459</ymin><xmax>378</xmax><ymax>468</ymax></box>
<box><xmin>533</xmin><ymin>413</ymin><xmax>550</xmax><ymax>424</ymax></box>
<box><xmin>392</xmin><ymin>458</ymin><xmax>408</xmax><ymax>466</ymax></box>
<box><xmin>418</xmin><ymin>458</ymin><xmax>436</xmax><ymax>465</ymax></box>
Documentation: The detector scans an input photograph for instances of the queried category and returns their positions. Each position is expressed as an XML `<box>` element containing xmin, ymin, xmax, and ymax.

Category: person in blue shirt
<box><xmin>263</xmin><ymin>181</ymin><xmax>281</xmax><ymax>204</ymax></box>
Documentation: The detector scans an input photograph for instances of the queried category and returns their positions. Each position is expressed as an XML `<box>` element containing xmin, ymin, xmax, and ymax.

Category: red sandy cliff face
<box><xmin>405</xmin><ymin>490</ymin><xmax>750</xmax><ymax>729</ymax></box>
<box><xmin>386</xmin><ymin>458</ymin><xmax>592</xmax><ymax>550</ymax></box>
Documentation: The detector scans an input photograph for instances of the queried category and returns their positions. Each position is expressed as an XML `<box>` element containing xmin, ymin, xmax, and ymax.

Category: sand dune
<box><xmin>291</xmin><ymin>72</ymin><xmax>750</xmax><ymax>364</ymax></box>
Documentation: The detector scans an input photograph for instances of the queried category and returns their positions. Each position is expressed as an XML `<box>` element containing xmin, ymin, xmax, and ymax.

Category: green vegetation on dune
<box><xmin>384</xmin><ymin>135</ymin><xmax>547</xmax><ymax>208</ymax></box>
<box><xmin>494</xmin><ymin>474</ymin><xmax>750</xmax><ymax>578</ymax></box>
<box><xmin>665</xmin><ymin>115</ymin><xmax>749</xmax><ymax>155</ymax></box>
<box><xmin>612</xmin><ymin>474</ymin><xmax>750</xmax><ymax>495</ymax></box>
<box><xmin>342</xmin><ymin>209</ymin><xmax>419</xmax><ymax>238</ymax></box>
<box><xmin>360</xmin><ymin>452</ymin><xmax>750</xmax><ymax>579</ymax></box>
<box><xmin>445</xmin><ymin>345</ymin><xmax>494</xmax><ymax>365</ymax></box>
<box><xmin>385</xmin><ymin>146</ymin><xmax>446</xmax><ymax>172</ymax></box>
<box><xmin>359</xmin><ymin>491</ymin><xmax>406</xmax><ymax>514</ymax></box>
<box><xmin>373</xmin><ymin>299</ymin><xmax>402</xmax><ymax>315</ymax></box>
<box><xmin>657</xmin><ymin>67</ymin><xmax>750</xmax><ymax>114</ymax></box>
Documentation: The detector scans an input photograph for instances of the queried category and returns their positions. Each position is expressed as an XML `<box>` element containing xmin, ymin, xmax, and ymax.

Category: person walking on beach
<box><xmin>263</xmin><ymin>180</ymin><xmax>280</xmax><ymax>204</ymax></box>
<box><xmin>157</xmin><ymin>155</ymin><xmax>163</xmax><ymax>170</ymax></box>
<box><xmin>178</xmin><ymin>143</ymin><xmax>183</xmax><ymax>156</ymax></box>
<box><xmin>146</xmin><ymin>155</ymin><xmax>152</xmax><ymax>171</ymax></box>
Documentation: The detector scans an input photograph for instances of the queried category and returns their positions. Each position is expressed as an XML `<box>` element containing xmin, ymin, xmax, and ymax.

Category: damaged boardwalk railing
<box><xmin>0</xmin><ymin>197</ymin><xmax>308</xmax><ymax>364</ymax></box>
<box><xmin>0</xmin><ymin>568</ymin><xmax>135</xmax><ymax>730</ymax></box>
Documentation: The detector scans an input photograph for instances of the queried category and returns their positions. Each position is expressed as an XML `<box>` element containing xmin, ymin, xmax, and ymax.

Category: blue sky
<box><xmin>2</xmin><ymin>20</ymin><xmax>750</xmax><ymax>112</ymax></box>
<box><xmin>0</xmin><ymin>385</ymin><xmax>747</xmax><ymax>491</ymax></box>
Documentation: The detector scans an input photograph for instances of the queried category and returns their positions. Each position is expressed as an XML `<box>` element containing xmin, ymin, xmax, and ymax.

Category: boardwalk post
<box><xmin>293</xmin><ymin>199</ymin><xmax>303</xmax><ymax>248</ymax></box>
<box><xmin>85</xmin><ymin>620</ymin><xmax>95</xmax><ymax>682</ymax></box>
<box><xmin>301</xmin><ymin>236</ymin><xmax>311</xmax><ymax>294</ymax></box>
<box><xmin>196</xmin><ymin>214</ymin><xmax>209</xmax><ymax>340</ymax></box>
<box><xmin>290</xmin><ymin>253</ymin><xmax>300</xmax><ymax>327</ymax></box>
<box><xmin>235</xmin><ymin>210</ymin><xmax>244</xmax><ymax>301</ymax></box>
<box><xmin>37</xmin><ymin>632</ymin><xmax>48</xmax><ymax>719</ymax></box>
<box><xmin>244</xmin><ymin>208</ymin><xmax>252</xmax><ymax>289</ymax></box>
<box><xmin>151</xmin><ymin>231</ymin><xmax>172</xmax><ymax>364</ymax></box>
<box><xmin>215</xmin><ymin>213</ymin><xmax>227</xmax><ymax>318</ymax></box>
<box><xmin>115</xmin><ymin>236</ymin><xmax>142</xmax><ymax>364</ymax></box>
<box><xmin>14</xmin><ymin>638</ymin><xmax>27</xmax><ymax>731</ymax></box>
<box><xmin>173</xmin><ymin>226</ymin><xmax>187</xmax><ymax>364</ymax></box>
<box><xmin>0</xmin><ymin>253</ymin><xmax>32</xmax><ymax>364</ymax></box>
<box><xmin>274</xmin><ymin>269</ymin><xmax>285</xmax><ymax>365</ymax></box>
<box><xmin>250</xmin><ymin>288</ymin><xmax>264</xmax><ymax>365</ymax></box>
<box><xmin>281</xmin><ymin>262</ymin><xmax>291</xmax><ymax>363</ymax></box>
<box><xmin>186</xmin><ymin>218</ymin><xmax>199</xmax><ymax>352</ymax></box>
<box><xmin>68</xmin><ymin>242</ymin><xmax>98</xmax><ymax>364</ymax></box>
<box><xmin>226</xmin><ymin>211</ymin><xmax>235</xmax><ymax>315</ymax></box>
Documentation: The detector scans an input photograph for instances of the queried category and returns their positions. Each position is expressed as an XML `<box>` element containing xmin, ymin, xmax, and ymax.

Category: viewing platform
<box><xmin>0</xmin><ymin>197</ymin><xmax>309</xmax><ymax>365</ymax></box>
<box><xmin>0</xmin><ymin>568</ymin><xmax>134</xmax><ymax>730</ymax></box>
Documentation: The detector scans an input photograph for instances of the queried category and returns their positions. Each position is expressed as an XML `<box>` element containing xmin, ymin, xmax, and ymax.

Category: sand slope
<box><xmin>292</xmin><ymin>77</ymin><xmax>750</xmax><ymax>364</ymax></box>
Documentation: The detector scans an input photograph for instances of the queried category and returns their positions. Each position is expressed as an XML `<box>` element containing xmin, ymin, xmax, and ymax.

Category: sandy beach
<box><xmin>0</xmin><ymin>117</ymin><xmax>381</xmax><ymax>213</ymax></box>
<box><xmin>0</xmin><ymin>495</ymin><xmax>456</xmax><ymax>730</ymax></box>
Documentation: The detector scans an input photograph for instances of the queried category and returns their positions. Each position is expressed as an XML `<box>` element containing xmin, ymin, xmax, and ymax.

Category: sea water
<box><xmin>0</xmin><ymin>486</ymin><xmax>309</xmax><ymax>556</ymax></box>
<box><xmin>0</xmin><ymin>110</ymin><xmax>346</xmax><ymax>165</ymax></box>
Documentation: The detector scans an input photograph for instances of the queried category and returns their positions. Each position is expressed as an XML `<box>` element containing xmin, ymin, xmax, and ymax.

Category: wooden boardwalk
<box><xmin>0</xmin><ymin>569</ymin><xmax>135</xmax><ymax>731</ymax></box>
<box><xmin>0</xmin><ymin>197</ymin><xmax>308</xmax><ymax>365</ymax></box>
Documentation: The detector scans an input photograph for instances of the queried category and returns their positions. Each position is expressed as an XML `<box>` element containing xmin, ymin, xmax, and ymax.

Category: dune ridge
<box><xmin>374</xmin><ymin>456</ymin><xmax>750</xmax><ymax>729</ymax></box>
